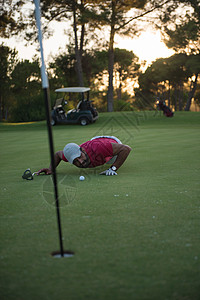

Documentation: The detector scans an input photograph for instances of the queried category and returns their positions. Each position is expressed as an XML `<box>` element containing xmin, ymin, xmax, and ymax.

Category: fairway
<box><xmin>0</xmin><ymin>111</ymin><xmax>200</xmax><ymax>300</ymax></box>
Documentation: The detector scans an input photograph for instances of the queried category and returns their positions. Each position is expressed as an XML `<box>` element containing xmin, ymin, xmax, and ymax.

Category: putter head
<box><xmin>22</xmin><ymin>168</ymin><xmax>33</xmax><ymax>180</ymax></box>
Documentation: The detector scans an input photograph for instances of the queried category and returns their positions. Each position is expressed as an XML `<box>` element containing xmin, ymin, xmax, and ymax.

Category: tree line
<box><xmin>0</xmin><ymin>0</ymin><xmax>199</xmax><ymax>122</ymax></box>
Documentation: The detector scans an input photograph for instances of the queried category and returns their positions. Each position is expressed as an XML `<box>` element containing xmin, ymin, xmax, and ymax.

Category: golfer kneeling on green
<box><xmin>36</xmin><ymin>135</ymin><xmax>131</xmax><ymax>176</ymax></box>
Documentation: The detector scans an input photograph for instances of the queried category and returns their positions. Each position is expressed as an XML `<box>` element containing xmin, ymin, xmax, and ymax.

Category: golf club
<box><xmin>22</xmin><ymin>168</ymin><xmax>37</xmax><ymax>180</ymax></box>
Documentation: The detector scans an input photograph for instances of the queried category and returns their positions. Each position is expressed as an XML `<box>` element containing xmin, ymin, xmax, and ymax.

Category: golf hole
<box><xmin>51</xmin><ymin>250</ymin><xmax>75</xmax><ymax>258</ymax></box>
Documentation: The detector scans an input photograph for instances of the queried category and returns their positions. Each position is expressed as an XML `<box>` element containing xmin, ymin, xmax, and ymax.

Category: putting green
<box><xmin>0</xmin><ymin>111</ymin><xmax>200</xmax><ymax>300</ymax></box>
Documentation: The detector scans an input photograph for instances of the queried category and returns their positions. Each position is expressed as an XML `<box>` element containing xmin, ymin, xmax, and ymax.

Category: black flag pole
<box><xmin>34</xmin><ymin>0</ymin><xmax>67</xmax><ymax>257</ymax></box>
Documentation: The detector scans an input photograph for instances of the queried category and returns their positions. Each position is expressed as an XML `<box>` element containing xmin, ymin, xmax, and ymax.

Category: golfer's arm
<box><xmin>111</xmin><ymin>143</ymin><xmax>132</xmax><ymax>170</ymax></box>
<box><xmin>49</xmin><ymin>151</ymin><xmax>63</xmax><ymax>172</ymax></box>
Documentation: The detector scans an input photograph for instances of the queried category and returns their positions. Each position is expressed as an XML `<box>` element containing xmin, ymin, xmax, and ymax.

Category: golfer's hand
<box><xmin>35</xmin><ymin>168</ymin><xmax>52</xmax><ymax>175</ymax></box>
<box><xmin>100</xmin><ymin>168</ymin><xmax>118</xmax><ymax>176</ymax></box>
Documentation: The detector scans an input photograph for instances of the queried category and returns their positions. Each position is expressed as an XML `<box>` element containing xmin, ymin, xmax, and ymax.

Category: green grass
<box><xmin>0</xmin><ymin>111</ymin><xmax>200</xmax><ymax>300</ymax></box>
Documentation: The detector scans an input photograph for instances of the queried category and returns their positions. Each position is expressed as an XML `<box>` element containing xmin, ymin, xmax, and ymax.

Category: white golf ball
<box><xmin>79</xmin><ymin>176</ymin><xmax>85</xmax><ymax>181</ymax></box>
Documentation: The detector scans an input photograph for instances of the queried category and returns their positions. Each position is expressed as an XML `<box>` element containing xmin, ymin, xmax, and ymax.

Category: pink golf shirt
<box><xmin>62</xmin><ymin>138</ymin><xmax>118</xmax><ymax>167</ymax></box>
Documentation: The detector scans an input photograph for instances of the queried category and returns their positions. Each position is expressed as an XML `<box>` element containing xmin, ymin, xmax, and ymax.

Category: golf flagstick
<box><xmin>34</xmin><ymin>0</ymin><xmax>68</xmax><ymax>258</ymax></box>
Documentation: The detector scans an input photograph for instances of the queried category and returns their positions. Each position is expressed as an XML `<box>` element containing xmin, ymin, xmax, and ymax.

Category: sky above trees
<box><xmin>1</xmin><ymin>18</ymin><xmax>174</xmax><ymax>66</ymax></box>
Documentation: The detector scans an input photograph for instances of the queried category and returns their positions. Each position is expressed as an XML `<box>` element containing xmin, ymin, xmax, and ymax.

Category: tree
<box><xmin>11</xmin><ymin>59</ymin><xmax>41</xmax><ymax>95</ymax></box>
<box><xmin>0</xmin><ymin>42</ymin><xmax>46</xmax><ymax>122</ymax></box>
<box><xmin>158</xmin><ymin>0</ymin><xmax>200</xmax><ymax>110</ymax></box>
<box><xmin>135</xmin><ymin>53</ymin><xmax>200</xmax><ymax>111</ymax></box>
<box><xmin>1</xmin><ymin>0</ymin><xmax>179</xmax><ymax>112</ymax></box>
<box><xmin>86</xmin><ymin>0</ymin><xmax>178</xmax><ymax>111</ymax></box>
<box><xmin>49</xmin><ymin>46</ymin><xmax>80</xmax><ymax>89</ymax></box>
<box><xmin>10</xmin><ymin>59</ymin><xmax>45</xmax><ymax>122</ymax></box>
<box><xmin>89</xmin><ymin>0</ymin><xmax>146</xmax><ymax>111</ymax></box>
<box><xmin>0</xmin><ymin>0</ymin><xmax>24</xmax><ymax>38</ymax></box>
<box><xmin>0</xmin><ymin>43</ymin><xmax>18</xmax><ymax>120</ymax></box>
<box><xmin>1</xmin><ymin>0</ymin><xmax>93</xmax><ymax>86</ymax></box>
<box><xmin>49</xmin><ymin>47</ymin><xmax>140</xmax><ymax>111</ymax></box>
<box><xmin>37</xmin><ymin>0</ymin><xmax>112</xmax><ymax>86</ymax></box>
<box><xmin>4</xmin><ymin>0</ymin><xmax>194</xmax><ymax>112</ymax></box>
<box><xmin>185</xmin><ymin>54</ymin><xmax>200</xmax><ymax>110</ymax></box>
<box><xmin>114</xmin><ymin>48</ymin><xmax>140</xmax><ymax>100</ymax></box>
<box><xmin>33</xmin><ymin>0</ymin><xmax>86</xmax><ymax>86</ymax></box>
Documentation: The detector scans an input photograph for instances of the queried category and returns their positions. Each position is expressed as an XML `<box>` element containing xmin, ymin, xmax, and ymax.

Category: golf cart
<box><xmin>156</xmin><ymin>98</ymin><xmax>174</xmax><ymax>117</ymax></box>
<box><xmin>51</xmin><ymin>87</ymin><xmax>98</xmax><ymax>126</ymax></box>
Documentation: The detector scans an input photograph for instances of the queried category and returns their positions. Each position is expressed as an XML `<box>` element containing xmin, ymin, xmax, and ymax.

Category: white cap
<box><xmin>63</xmin><ymin>143</ymin><xmax>81</xmax><ymax>164</ymax></box>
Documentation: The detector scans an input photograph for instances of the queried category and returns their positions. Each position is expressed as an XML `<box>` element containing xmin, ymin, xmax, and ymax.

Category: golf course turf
<box><xmin>0</xmin><ymin>111</ymin><xmax>200</xmax><ymax>300</ymax></box>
